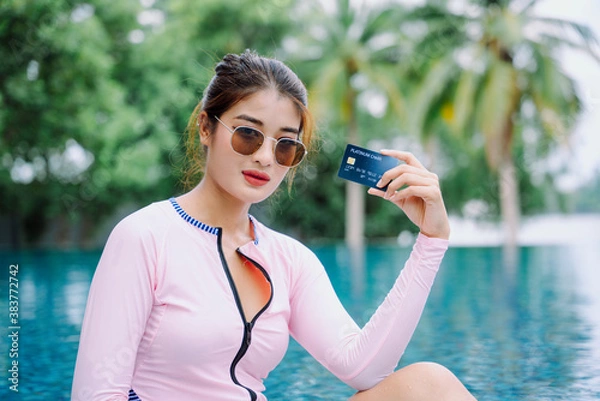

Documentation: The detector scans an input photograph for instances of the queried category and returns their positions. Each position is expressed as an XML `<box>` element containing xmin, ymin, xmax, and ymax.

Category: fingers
<box><xmin>376</xmin><ymin>163</ymin><xmax>439</xmax><ymax>197</ymax></box>
<box><xmin>379</xmin><ymin>150</ymin><xmax>425</xmax><ymax>169</ymax></box>
<box><xmin>368</xmin><ymin>151</ymin><xmax>441</xmax><ymax>202</ymax></box>
<box><xmin>391</xmin><ymin>184</ymin><xmax>442</xmax><ymax>204</ymax></box>
<box><xmin>367</xmin><ymin>187</ymin><xmax>386</xmax><ymax>198</ymax></box>
<box><xmin>387</xmin><ymin>173</ymin><xmax>439</xmax><ymax>200</ymax></box>
<box><xmin>369</xmin><ymin>180</ymin><xmax>441</xmax><ymax>204</ymax></box>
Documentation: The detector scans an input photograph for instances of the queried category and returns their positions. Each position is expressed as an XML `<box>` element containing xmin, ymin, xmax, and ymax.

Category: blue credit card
<box><xmin>337</xmin><ymin>144</ymin><xmax>399</xmax><ymax>191</ymax></box>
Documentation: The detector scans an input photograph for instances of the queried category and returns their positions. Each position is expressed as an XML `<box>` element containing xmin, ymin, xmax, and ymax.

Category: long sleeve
<box><xmin>288</xmin><ymin>233</ymin><xmax>448</xmax><ymax>391</ymax></box>
<box><xmin>71</xmin><ymin>215</ymin><xmax>158</xmax><ymax>401</ymax></box>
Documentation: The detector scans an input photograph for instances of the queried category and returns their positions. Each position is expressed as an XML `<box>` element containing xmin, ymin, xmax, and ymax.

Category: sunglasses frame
<box><xmin>213</xmin><ymin>115</ymin><xmax>307</xmax><ymax>168</ymax></box>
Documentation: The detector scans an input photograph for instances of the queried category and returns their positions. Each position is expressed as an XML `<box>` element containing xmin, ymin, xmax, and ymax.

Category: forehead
<box><xmin>225</xmin><ymin>89</ymin><xmax>301</xmax><ymax>128</ymax></box>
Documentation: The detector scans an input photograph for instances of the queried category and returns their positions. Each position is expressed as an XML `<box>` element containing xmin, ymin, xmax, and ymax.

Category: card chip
<box><xmin>347</xmin><ymin>157</ymin><xmax>356</xmax><ymax>165</ymax></box>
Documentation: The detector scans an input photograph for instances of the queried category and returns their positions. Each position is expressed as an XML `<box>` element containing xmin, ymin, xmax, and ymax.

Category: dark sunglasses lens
<box><xmin>275</xmin><ymin>139</ymin><xmax>306</xmax><ymax>167</ymax></box>
<box><xmin>231</xmin><ymin>127</ymin><xmax>263</xmax><ymax>155</ymax></box>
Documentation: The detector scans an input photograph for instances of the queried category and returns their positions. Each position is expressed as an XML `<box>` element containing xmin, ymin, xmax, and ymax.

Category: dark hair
<box><xmin>182</xmin><ymin>50</ymin><xmax>315</xmax><ymax>189</ymax></box>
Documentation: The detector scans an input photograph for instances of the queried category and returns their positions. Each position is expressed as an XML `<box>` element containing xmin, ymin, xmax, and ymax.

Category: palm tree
<box><xmin>404</xmin><ymin>0</ymin><xmax>599</xmax><ymax>246</ymax></box>
<box><xmin>285</xmin><ymin>0</ymin><xmax>407</xmax><ymax>248</ymax></box>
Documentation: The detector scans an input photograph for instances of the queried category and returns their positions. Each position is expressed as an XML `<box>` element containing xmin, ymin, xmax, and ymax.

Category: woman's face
<box><xmin>200</xmin><ymin>89</ymin><xmax>302</xmax><ymax>205</ymax></box>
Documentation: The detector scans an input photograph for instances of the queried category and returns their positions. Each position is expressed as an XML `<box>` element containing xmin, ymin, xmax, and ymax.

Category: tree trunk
<box><xmin>499</xmin><ymin>156</ymin><xmax>520</xmax><ymax>248</ymax></box>
<box><xmin>344</xmin><ymin>90</ymin><xmax>364</xmax><ymax>248</ymax></box>
<box><xmin>345</xmin><ymin>181</ymin><xmax>365</xmax><ymax>248</ymax></box>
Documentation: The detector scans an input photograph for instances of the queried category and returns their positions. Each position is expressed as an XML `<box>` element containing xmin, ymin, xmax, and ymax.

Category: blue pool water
<box><xmin>1</xmin><ymin>243</ymin><xmax>599</xmax><ymax>400</ymax></box>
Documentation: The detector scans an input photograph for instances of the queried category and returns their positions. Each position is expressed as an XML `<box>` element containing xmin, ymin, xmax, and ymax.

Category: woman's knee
<box><xmin>403</xmin><ymin>361</ymin><xmax>457</xmax><ymax>384</ymax></box>
<box><xmin>391</xmin><ymin>362</ymin><xmax>475</xmax><ymax>400</ymax></box>
<box><xmin>350</xmin><ymin>361</ymin><xmax>476</xmax><ymax>401</ymax></box>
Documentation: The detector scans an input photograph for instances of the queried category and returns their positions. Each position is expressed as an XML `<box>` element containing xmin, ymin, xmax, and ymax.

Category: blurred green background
<box><xmin>1</xmin><ymin>0</ymin><xmax>599</xmax><ymax>249</ymax></box>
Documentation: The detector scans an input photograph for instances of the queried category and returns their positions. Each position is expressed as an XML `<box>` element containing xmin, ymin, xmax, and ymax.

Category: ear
<box><xmin>198</xmin><ymin>111</ymin><xmax>212</xmax><ymax>147</ymax></box>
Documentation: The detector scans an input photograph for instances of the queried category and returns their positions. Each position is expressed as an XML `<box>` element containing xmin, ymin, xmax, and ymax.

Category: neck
<box><xmin>177</xmin><ymin>179</ymin><xmax>252</xmax><ymax>238</ymax></box>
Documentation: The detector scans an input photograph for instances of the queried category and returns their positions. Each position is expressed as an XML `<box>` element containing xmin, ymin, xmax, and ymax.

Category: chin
<box><xmin>248</xmin><ymin>188</ymin><xmax>279</xmax><ymax>204</ymax></box>
<box><xmin>229</xmin><ymin>183</ymin><xmax>278</xmax><ymax>205</ymax></box>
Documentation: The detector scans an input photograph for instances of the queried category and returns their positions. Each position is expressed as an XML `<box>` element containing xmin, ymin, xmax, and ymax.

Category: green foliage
<box><xmin>288</xmin><ymin>0</ymin><xmax>408</xmax><ymax>132</ymax></box>
<box><xmin>278</xmin><ymin>0</ymin><xmax>414</xmax><ymax>244</ymax></box>
<box><xmin>400</xmin><ymin>0</ymin><xmax>598</xmax><ymax>241</ymax></box>
<box><xmin>440</xmin><ymin>129</ymin><xmax>556</xmax><ymax>220</ymax></box>
<box><xmin>0</xmin><ymin>0</ymin><xmax>297</xmax><ymax>246</ymax></box>
<box><xmin>257</xmin><ymin>141</ymin><xmax>347</xmax><ymax>241</ymax></box>
<box><xmin>1</xmin><ymin>0</ymin><xmax>151</xmax><ymax>243</ymax></box>
<box><xmin>1</xmin><ymin>0</ymin><xmax>597</xmax><ymax>248</ymax></box>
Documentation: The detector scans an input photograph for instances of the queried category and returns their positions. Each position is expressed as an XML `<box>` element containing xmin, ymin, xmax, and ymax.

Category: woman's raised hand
<box><xmin>367</xmin><ymin>150</ymin><xmax>450</xmax><ymax>240</ymax></box>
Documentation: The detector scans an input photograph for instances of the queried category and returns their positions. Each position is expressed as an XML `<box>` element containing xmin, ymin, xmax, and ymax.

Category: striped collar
<box><xmin>169</xmin><ymin>197</ymin><xmax>259</xmax><ymax>245</ymax></box>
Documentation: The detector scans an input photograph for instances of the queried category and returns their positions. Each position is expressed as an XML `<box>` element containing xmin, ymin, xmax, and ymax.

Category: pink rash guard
<box><xmin>71</xmin><ymin>198</ymin><xmax>448</xmax><ymax>401</ymax></box>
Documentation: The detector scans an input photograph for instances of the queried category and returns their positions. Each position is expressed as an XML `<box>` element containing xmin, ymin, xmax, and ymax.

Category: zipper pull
<box><xmin>245</xmin><ymin>322</ymin><xmax>253</xmax><ymax>346</ymax></box>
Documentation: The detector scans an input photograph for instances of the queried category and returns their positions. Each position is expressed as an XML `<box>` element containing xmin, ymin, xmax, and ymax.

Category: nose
<box><xmin>252</xmin><ymin>137</ymin><xmax>278</xmax><ymax>166</ymax></box>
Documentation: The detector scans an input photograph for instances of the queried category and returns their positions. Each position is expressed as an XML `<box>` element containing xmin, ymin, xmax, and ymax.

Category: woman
<box><xmin>72</xmin><ymin>50</ymin><xmax>476</xmax><ymax>401</ymax></box>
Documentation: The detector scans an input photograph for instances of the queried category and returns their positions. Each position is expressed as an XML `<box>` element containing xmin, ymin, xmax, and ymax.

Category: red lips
<box><xmin>242</xmin><ymin>170</ymin><xmax>271</xmax><ymax>187</ymax></box>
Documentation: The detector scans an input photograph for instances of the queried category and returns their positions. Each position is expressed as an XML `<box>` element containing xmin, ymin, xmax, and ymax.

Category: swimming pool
<box><xmin>1</xmin><ymin>243</ymin><xmax>599</xmax><ymax>400</ymax></box>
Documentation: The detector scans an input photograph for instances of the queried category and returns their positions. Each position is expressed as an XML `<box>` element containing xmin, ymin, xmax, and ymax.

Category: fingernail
<box><xmin>376</xmin><ymin>179</ymin><xmax>383</xmax><ymax>187</ymax></box>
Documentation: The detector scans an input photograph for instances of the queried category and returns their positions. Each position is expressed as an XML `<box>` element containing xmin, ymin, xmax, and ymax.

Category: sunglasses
<box><xmin>214</xmin><ymin>116</ymin><xmax>307</xmax><ymax>168</ymax></box>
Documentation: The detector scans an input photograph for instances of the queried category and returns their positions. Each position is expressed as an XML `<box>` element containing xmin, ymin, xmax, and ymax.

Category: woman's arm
<box><xmin>71</xmin><ymin>215</ymin><xmax>157</xmax><ymax>401</ymax></box>
<box><xmin>288</xmin><ymin>234</ymin><xmax>448</xmax><ymax>391</ymax></box>
<box><xmin>290</xmin><ymin>151</ymin><xmax>449</xmax><ymax>390</ymax></box>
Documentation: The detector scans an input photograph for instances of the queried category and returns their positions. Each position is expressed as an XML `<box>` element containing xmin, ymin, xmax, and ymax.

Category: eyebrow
<box><xmin>233</xmin><ymin>114</ymin><xmax>300</xmax><ymax>135</ymax></box>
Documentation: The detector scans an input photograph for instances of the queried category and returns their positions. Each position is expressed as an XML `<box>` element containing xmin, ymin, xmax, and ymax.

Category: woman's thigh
<box><xmin>349</xmin><ymin>362</ymin><xmax>476</xmax><ymax>401</ymax></box>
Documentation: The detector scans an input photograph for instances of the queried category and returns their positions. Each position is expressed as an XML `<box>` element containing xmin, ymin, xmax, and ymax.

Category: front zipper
<box><xmin>216</xmin><ymin>229</ymin><xmax>273</xmax><ymax>401</ymax></box>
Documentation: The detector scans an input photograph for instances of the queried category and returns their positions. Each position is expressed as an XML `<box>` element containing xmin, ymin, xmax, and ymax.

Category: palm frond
<box><xmin>478</xmin><ymin>60</ymin><xmax>518</xmax><ymax>169</ymax></box>
<box><xmin>409</xmin><ymin>53</ymin><xmax>458</xmax><ymax>137</ymax></box>
<box><xmin>359</xmin><ymin>63</ymin><xmax>408</xmax><ymax>122</ymax></box>
<box><xmin>361</xmin><ymin>6</ymin><xmax>404</xmax><ymax>43</ymax></box>
<box><xmin>526</xmin><ymin>43</ymin><xmax>581</xmax><ymax>139</ymax></box>
<box><xmin>403</xmin><ymin>25</ymin><xmax>466</xmax><ymax>74</ymax></box>
<box><xmin>451</xmin><ymin>66</ymin><xmax>484</xmax><ymax>137</ymax></box>
<box><xmin>536</xmin><ymin>34</ymin><xmax>600</xmax><ymax>64</ymax></box>
<box><xmin>337</xmin><ymin>0</ymin><xmax>354</xmax><ymax>30</ymax></box>
<box><xmin>308</xmin><ymin>58</ymin><xmax>346</xmax><ymax>122</ymax></box>
<box><xmin>530</xmin><ymin>16</ymin><xmax>600</xmax><ymax>47</ymax></box>
<box><xmin>495</xmin><ymin>8</ymin><xmax>527</xmax><ymax>46</ymax></box>
<box><xmin>519</xmin><ymin>0</ymin><xmax>539</xmax><ymax>13</ymax></box>
<box><xmin>403</xmin><ymin>4</ymin><xmax>471</xmax><ymax>25</ymax></box>
<box><xmin>535</xmin><ymin>43</ymin><xmax>575</xmax><ymax>97</ymax></box>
